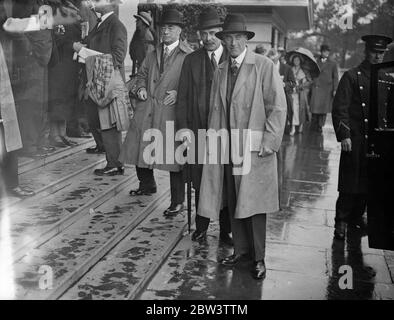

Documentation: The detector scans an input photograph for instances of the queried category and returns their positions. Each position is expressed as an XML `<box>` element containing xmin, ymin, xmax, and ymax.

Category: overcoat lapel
<box><xmin>218</xmin><ymin>61</ymin><xmax>228</xmax><ymax>114</ymax></box>
<box><xmin>196</xmin><ymin>49</ymin><xmax>206</xmax><ymax>126</ymax></box>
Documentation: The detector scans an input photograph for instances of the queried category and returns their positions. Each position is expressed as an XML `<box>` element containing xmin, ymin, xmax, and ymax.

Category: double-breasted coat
<box><xmin>48</xmin><ymin>23</ymin><xmax>81</xmax><ymax>122</ymax></box>
<box><xmin>85</xmin><ymin>13</ymin><xmax>128</xmax><ymax>80</ymax></box>
<box><xmin>310</xmin><ymin>57</ymin><xmax>339</xmax><ymax>114</ymax></box>
<box><xmin>332</xmin><ymin>60</ymin><xmax>392</xmax><ymax>194</ymax></box>
<box><xmin>119</xmin><ymin>41</ymin><xmax>192</xmax><ymax>172</ymax></box>
<box><xmin>197</xmin><ymin>49</ymin><xmax>287</xmax><ymax>220</ymax></box>
<box><xmin>176</xmin><ymin>46</ymin><xmax>229</xmax><ymax>190</ymax></box>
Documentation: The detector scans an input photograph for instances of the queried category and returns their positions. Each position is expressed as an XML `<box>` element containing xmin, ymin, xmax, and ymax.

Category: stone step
<box><xmin>4</xmin><ymin>147</ymin><xmax>105</xmax><ymax>210</ymax></box>
<box><xmin>59</xmin><ymin>183</ymin><xmax>192</xmax><ymax>300</ymax></box>
<box><xmin>2</xmin><ymin>166</ymin><xmax>136</xmax><ymax>263</ymax></box>
<box><xmin>11</xmin><ymin>171</ymin><xmax>171</xmax><ymax>300</ymax></box>
<box><xmin>18</xmin><ymin>138</ymin><xmax>95</xmax><ymax>174</ymax></box>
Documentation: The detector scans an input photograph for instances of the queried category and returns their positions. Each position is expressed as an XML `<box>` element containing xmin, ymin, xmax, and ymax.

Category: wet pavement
<box><xmin>140</xmin><ymin>121</ymin><xmax>394</xmax><ymax>300</ymax></box>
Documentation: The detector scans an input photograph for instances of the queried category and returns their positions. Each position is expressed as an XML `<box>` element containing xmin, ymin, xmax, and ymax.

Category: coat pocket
<box><xmin>248</xmin><ymin>130</ymin><xmax>263</xmax><ymax>152</ymax></box>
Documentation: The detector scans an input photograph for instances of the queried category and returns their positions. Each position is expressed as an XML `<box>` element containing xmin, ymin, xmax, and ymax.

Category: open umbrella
<box><xmin>286</xmin><ymin>47</ymin><xmax>321</xmax><ymax>78</ymax></box>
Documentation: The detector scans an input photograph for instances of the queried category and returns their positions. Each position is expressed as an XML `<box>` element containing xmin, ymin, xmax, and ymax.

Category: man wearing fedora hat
<box><xmin>197</xmin><ymin>14</ymin><xmax>287</xmax><ymax>280</ymax></box>
<box><xmin>119</xmin><ymin>8</ymin><xmax>192</xmax><ymax>216</ymax></box>
<box><xmin>176</xmin><ymin>7</ymin><xmax>232</xmax><ymax>246</ymax></box>
<box><xmin>73</xmin><ymin>0</ymin><xmax>128</xmax><ymax>176</ymax></box>
<box><xmin>332</xmin><ymin>34</ymin><xmax>393</xmax><ymax>240</ymax></box>
<box><xmin>310</xmin><ymin>44</ymin><xmax>339</xmax><ymax>133</ymax></box>
<box><xmin>129</xmin><ymin>11</ymin><xmax>155</xmax><ymax>76</ymax></box>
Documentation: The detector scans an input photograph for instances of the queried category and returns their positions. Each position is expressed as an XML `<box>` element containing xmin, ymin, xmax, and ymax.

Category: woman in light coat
<box><xmin>289</xmin><ymin>54</ymin><xmax>312</xmax><ymax>135</ymax></box>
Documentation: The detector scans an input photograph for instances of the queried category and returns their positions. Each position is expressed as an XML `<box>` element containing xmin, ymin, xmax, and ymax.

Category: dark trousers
<box><xmin>86</xmin><ymin>99</ymin><xmax>122</xmax><ymax>168</ymax></box>
<box><xmin>86</xmin><ymin>98</ymin><xmax>105</xmax><ymax>151</ymax></box>
<box><xmin>335</xmin><ymin>192</ymin><xmax>367</xmax><ymax>224</ymax></box>
<box><xmin>1</xmin><ymin>151</ymin><xmax>18</xmax><ymax>190</ymax></box>
<box><xmin>195</xmin><ymin>188</ymin><xmax>231</xmax><ymax>234</ymax></box>
<box><xmin>224</xmin><ymin>164</ymin><xmax>266</xmax><ymax>261</ymax></box>
<box><xmin>0</xmin><ymin>126</ymin><xmax>19</xmax><ymax>191</ymax></box>
<box><xmin>312</xmin><ymin>114</ymin><xmax>327</xmax><ymax>130</ymax></box>
<box><xmin>136</xmin><ymin>167</ymin><xmax>185</xmax><ymax>205</ymax></box>
<box><xmin>17</xmin><ymin>100</ymin><xmax>48</xmax><ymax>152</ymax></box>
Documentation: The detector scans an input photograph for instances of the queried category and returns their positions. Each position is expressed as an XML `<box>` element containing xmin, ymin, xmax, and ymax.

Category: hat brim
<box><xmin>215</xmin><ymin>30</ymin><xmax>255</xmax><ymax>40</ymax></box>
<box><xmin>198</xmin><ymin>23</ymin><xmax>223</xmax><ymax>30</ymax></box>
<box><xmin>134</xmin><ymin>15</ymin><xmax>150</xmax><ymax>27</ymax></box>
<box><xmin>158</xmin><ymin>21</ymin><xmax>184</xmax><ymax>27</ymax></box>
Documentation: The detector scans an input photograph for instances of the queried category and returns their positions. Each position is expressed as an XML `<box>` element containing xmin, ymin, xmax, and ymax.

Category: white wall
<box><xmin>119</xmin><ymin>0</ymin><xmax>139</xmax><ymax>71</ymax></box>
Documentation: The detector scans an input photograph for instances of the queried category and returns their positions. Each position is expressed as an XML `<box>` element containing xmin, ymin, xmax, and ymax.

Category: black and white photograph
<box><xmin>0</xmin><ymin>0</ymin><xmax>394</xmax><ymax>304</ymax></box>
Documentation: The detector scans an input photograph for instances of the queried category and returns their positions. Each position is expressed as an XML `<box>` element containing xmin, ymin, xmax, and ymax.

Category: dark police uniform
<box><xmin>332</xmin><ymin>34</ymin><xmax>393</xmax><ymax>239</ymax></box>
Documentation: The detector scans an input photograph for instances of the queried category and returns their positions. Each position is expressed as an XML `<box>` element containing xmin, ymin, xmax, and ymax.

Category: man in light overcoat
<box><xmin>197</xmin><ymin>14</ymin><xmax>287</xmax><ymax>280</ymax></box>
<box><xmin>119</xmin><ymin>8</ymin><xmax>192</xmax><ymax>216</ymax></box>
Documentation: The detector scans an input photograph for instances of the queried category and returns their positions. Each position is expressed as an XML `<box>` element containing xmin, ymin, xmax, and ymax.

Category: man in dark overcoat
<box><xmin>176</xmin><ymin>8</ymin><xmax>232</xmax><ymax>245</ymax></box>
<box><xmin>332</xmin><ymin>34</ymin><xmax>393</xmax><ymax>240</ymax></box>
<box><xmin>311</xmin><ymin>44</ymin><xmax>338</xmax><ymax>132</ymax></box>
<box><xmin>73</xmin><ymin>0</ymin><xmax>127</xmax><ymax>176</ymax></box>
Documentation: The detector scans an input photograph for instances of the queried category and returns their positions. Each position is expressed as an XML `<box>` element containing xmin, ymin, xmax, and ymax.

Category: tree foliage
<box><xmin>138</xmin><ymin>0</ymin><xmax>227</xmax><ymax>46</ymax></box>
<box><xmin>289</xmin><ymin>0</ymin><xmax>394</xmax><ymax>68</ymax></box>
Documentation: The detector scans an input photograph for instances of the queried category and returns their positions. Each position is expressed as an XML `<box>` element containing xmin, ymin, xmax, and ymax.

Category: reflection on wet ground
<box><xmin>140</xmin><ymin>122</ymin><xmax>394</xmax><ymax>300</ymax></box>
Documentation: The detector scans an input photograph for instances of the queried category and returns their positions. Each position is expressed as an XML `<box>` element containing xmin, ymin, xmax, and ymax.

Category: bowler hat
<box><xmin>159</xmin><ymin>8</ymin><xmax>184</xmax><ymax>27</ymax></box>
<box><xmin>198</xmin><ymin>7</ymin><xmax>223</xmax><ymax>30</ymax></box>
<box><xmin>215</xmin><ymin>14</ymin><xmax>254</xmax><ymax>40</ymax></box>
<box><xmin>255</xmin><ymin>44</ymin><xmax>266</xmax><ymax>54</ymax></box>
<box><xmin>134</xmin><ymin>11</ymin><xmax>152</xmax><ymax>27</ymax></box>
<box><xmin>362</xmin><ymin>34</ymin><xmax>392</xmax><ymax>52</ymax></box>
<box><xmin>320</xmin><ymin>44</ymin><xmax>330</xmax><ymax>52</ymax></box>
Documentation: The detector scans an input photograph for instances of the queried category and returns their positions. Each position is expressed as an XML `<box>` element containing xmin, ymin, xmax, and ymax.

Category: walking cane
<box><xmin>187</xmin><ymin>163</ymin><xmax>192</xmax><ymax>234</ymax></box>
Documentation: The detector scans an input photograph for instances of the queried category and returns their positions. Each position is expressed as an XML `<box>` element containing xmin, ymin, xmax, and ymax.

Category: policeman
<box><xmin>332</xmin><ymin>34</ymin><xmax>393</xmax><ymax>240</ymax></box>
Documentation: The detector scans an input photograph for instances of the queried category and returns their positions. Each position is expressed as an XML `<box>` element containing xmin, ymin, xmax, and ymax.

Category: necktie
<box><xmin>230</xmin><ymin>59</ymin><xmax>238</xmax><ymax>75</ymax></box>
<box><xmin>163</xmin><ymin>46</ymin><xmax>170</xmax><ymax>63</ymax></box>
<box><xmin>211</xmin><ymin>51</ymin><xmax>217</xmax><ymax>70</ymax></box>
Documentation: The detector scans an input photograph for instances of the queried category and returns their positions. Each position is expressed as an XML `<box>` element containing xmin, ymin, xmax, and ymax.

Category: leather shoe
<box><xmin>94</xmin><ymin>166</ymin><xmax>124</xmax><ymax>176</ymax></box>
<box><xmin>129</xmin><ymin>186</ymin><xmax>157</xmax><ymax>196</ymax></box>
<box><xmin>163</xmin><ymin>203</ymin><xmax>184</xmax><ymax>217</ymax></box>
<box><xmin>86</xmin><ymin>146</ymin><xmax>105</xmax><ymax>154</ymax></box>
<box><xmin>220</xmin><ymin>253</ymin><xmax>251</xmax><ymax>266</ymax></box>
<box><xmin>251</xmin><ymin>260</ymin><xmax>266</xmax><ymax>280</ymax></box>
<box><xmin>219</xmin><ymin>232</ymin><xmax>233</xmax><ymax>246</ymax></box>
<box><xmin>7</xmin><ymin>186</ymin><xmax>35</xmax><ymax>198</ymax></box>
<box><xmin>191</xmin><ymin>230</ymin><xmax>207</xmax><ymax>242</ymax></box>
<box><xmin>49</xmin><ymin>137</ymin><xmax>68</xmax><ymax>148</ymax></box>
<box><xmin>334</xmin><ymin>221</ymin><xmax>346</xmax><ymax>240</ymax></box>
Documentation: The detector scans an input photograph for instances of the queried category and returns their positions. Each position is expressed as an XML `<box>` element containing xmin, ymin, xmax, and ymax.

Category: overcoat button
<box><xmin>365</xmin><ymin>135</ymin><xmax>368</xmax><ymax>139</ymax></box>
<box><xmin>360</xmin><ymin>86</ymin><xmax>363</xmax><ymax>90</ymax></box>
<box><xmin>357</xmin><ymin>72</ymin><xmax>361</xmax><ymax>75</ymax></box>
<box><xmin>364</xmin><ymin>119</ymin><xmax>368</xmax><ymax>123</ymax></box>
<box><xmin>362</xmin><ymin>103</ymin><xmax>366</xmax><ymax>107</ymax></box>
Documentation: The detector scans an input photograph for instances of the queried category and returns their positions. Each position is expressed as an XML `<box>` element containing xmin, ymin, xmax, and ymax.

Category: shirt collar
<box><xmin>164</xmin><ymin>40</ymin><xmax>179</xmax><ymax>53</ymax></box>
<box><xmin>231</xmin><ymin>48</ymin><xmax>247</xmax><ymax>66</ymax></box>
<box><xmin>207</xmin><ymin>44</ymin><xmax>223</xmax><ymax>62</ymax></box>
<box><xmin>98</xmin><ymin>11</ymin><xmax>114</xmax><ymax>27</ymax></box>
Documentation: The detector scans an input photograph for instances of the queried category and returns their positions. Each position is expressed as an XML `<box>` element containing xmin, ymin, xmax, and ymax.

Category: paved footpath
<box><xmin>140</xmin><ymin>120</ymin><xmax>394</xmax><ymax>300</ymax></box>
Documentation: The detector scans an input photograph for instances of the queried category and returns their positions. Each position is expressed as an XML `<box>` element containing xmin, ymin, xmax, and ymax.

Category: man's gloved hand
<box><xmin>341</xmin><ymin>138</ymin><xmax>352</xmax><ymax>152</ymax></box>
<box><xmin>137</xmin><ymin>87</ymin><xmax>148</xmax><ymax>101</ymax></box>
<box><xmin>258</xmin><ymin>146</ymin><xmax>274</xmax><ymax>158</ymax></box>
<box><xmin>164</xmin><ymin>90</ymin><xmax>177</xmax><ymax>106</ymax></box>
